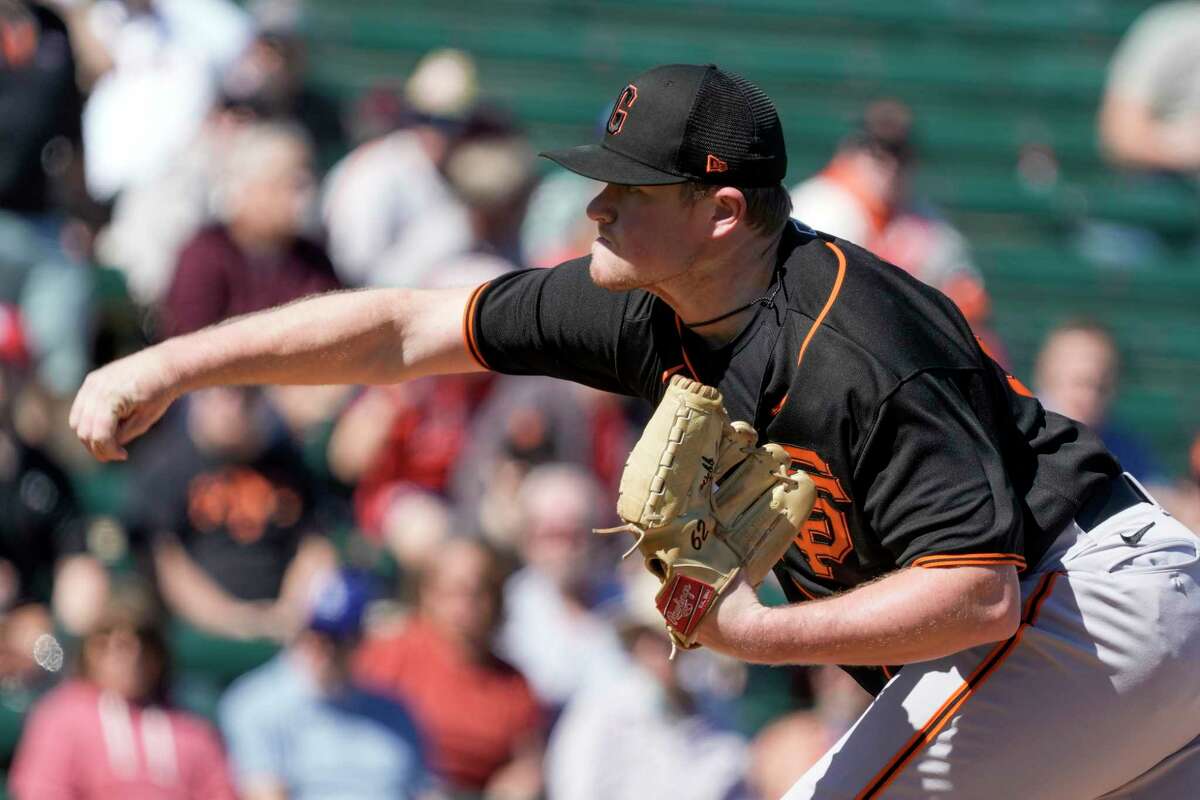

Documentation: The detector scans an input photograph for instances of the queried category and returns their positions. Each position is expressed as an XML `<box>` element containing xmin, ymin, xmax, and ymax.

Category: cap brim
<box><xmin>539</xmin><ymin>144</ymin><xmax>688</xmax><ymax>185</ymax></box>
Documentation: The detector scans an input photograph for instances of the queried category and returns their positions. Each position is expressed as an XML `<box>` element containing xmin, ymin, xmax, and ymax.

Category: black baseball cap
<box><xmin>541</xmin><ymin>64</ymin><xmax>787</xmax><ymax>187</ymax></box>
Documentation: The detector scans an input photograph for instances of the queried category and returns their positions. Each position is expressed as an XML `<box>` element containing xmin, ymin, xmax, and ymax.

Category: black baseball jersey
<box><xmin>464</xmin><ymin>220</ymin><xmax>1120</xmax><ymax>691</ymax></box>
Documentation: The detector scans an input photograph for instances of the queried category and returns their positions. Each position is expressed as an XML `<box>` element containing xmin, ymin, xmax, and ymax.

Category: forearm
<box><xmin>711</xmin><ymin>565</ymin><xmax>1020</xmax><ymax>666</ymax></box>
<box><xmin>161</xmin><ymin>288</ymin><xmax>438</xmax><ymax>392</ymax></box>
<box><xmin>276</xmin><ymin>536</ymin><xmax>337</xmax><ymax>611</ymax></box>
<box><xmin>73</xmin><ymin>284</ymin><xmax>481</xmax><ymax>462</ymax></box>
<box><xmin>154</xmin><ymin>542</ymin><xmax>262</xmax><ymax>639</ymax></box>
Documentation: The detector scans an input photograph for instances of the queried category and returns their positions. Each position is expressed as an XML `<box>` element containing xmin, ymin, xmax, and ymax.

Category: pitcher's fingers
<box><xmin>87</xmin><ymin>434</ymin><xmax>127</xmax><ymax>462</ymax></box>
<box><xmin>68</xmin><ymin>389</ymin><xmax>81</xmax><ymax>430</ymax></box>
<box><xmin>80</xmin><ymin>404</ymin><xmax>125</xmax><ymax>462</ymax></box>
<box><xmin>116</xmin><ymin>407</ymin><xmax>156</xmax><ymax>445</ymax></box>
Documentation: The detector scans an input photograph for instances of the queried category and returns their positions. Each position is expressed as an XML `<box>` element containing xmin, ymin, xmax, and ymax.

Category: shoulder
<box><xmin>478</xmin><ymin>651</ymin><xmax>540</xmax><ymax>716</ymax></box>
<box><xmin>166</xmin><ymin>708</ymin><xmax>225</xmax><ymax>749</ymax></box>
<box><xmin>1109</xmin><ymin>2</ymin><xmax>1200</xmax><ymax>81</ymax></box>
<box><xmin>183</xmin><ymin>224</ymin><xmax>234</xmax><ymax>250</ymax></box>
<box><xmin>342</xmin><ymin>686</ymin><xmax>423</xmax><ymax>739</ymax></box>
<box><xmin>177</xmin><ymin>225</ymin><xmax>236</xmax><ymax>265</ymax></box>
<box><xmin>220</xmin><ymin>656</ymin><xmax>300</xmax><ymax>720</ymax></box>
<box><xmin>1124</xmin><ymin>1</ymin><xmax>1200</xmax><ymax>40</ymax></box>
<box><xmin>782</xmin><ymin>232</ymin><xmax>980</xmax><ymax>378</ymax></box>
<box><xmin>24</xmin><ymin>681</ymin><xmax>96</xmax><ymax>733</ymax></box>
<box><xmin>355</xmin><ymin>620</ymin><xmax>428</xmax><ymax>675</ymax></box>
<box><xmin>790</xmin><ymin>182</ymin><xmax>872</xmax><ymax>243</ymax></box>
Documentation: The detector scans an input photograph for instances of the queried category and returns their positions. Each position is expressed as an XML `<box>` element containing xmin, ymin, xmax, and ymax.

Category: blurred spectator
<box><xmin>544</xmin><ymin>573</ymin><xmax>750</xmax><ymax>800</ymax></box>
<box><xmin>321</xmin><ymin>48</ymin><xmax>476</xmax><ymax>288</ymax></box>
<box><xmin>329</xmin><ymin>372</ymin><xmax>630</xmax><ymax>560</ymax></box>
<box><xmin>80</xmin><ymin>0</ymin><xmax>252</xmax><ymax>200</ymax></box>
<box><xmin>325</xmin><ymin>126</ymin><xmax>537</xmax><ymax>555</ymax></box>
<box><xmin>497</xmin><ymin>464</ymin><xmax>626</xmax><ymax>709</ymax></box>
<box><xmin>95</xmin><ymin>101</ymin><xmax>249</xmax><ymax>307</ymax></box>
<box><xmin>1033</xmin><ymin>319</ymin><xmax>1166</xmax><ymax>485</ymax></box>
<box><xmin>520</xmin><ymin>169</ymin><xmax>601</xmax><ymax>267</ymax></box>
<box><xmin>745</xmin><ymin>712</ymin><xmax>835</xmax><ymax>800</ymax></box>
<box><xmin>0</xmin><ymin>0</ymin><xmax>94</xmax><ymax>394</ymax></box>
<box><xmin>0</xmin><ymin>1</ymin><xmax>82</xmax><ymax>219</ymax></box>
<box><xmin>327</xmin><ymin>375</ymin><xmax>498</xmax><ymax>545</ymax></box>
<box><xmin>9</xmin><ymin>587</ymin><xmax>237</xmax><ymax>799</ymax></box>
<box><xmin>519</xmin><ymin>105</ymin><xmax>610</xmax><ymax>267</ymax></box>
<box><xmin>356</xmin><ymin>538</ymin><xmax>543</xmax><ymax>798</ymax></box>
<box><xmin>0</xmin><ymin>305</ymin><xmax>105</xmax><ymax>642</ymax></box>
<box><xmin>790</xmin><ymin>99</ymin><xmax>1004</xmax><ymax>362</ymax></box>
<box><xmin>220</xmin><ymin>569</ymin><xmax>430</xmax><ymax>800</ymax></box>
<box><xmin>449</xmin><ymin>378</ymin><xmax>634</xmax><ymax>546</ymax></box>
<box><xmin>438</xmin><ymin>131</ymin><xmax>537</xmax><ymax>282</ymax></box>
<box><xmin>220</xmin><ymin>0</ymin><xmax>346</xmax><ymax>168</ymax></box>
<box><xmin>1099</xmin><ymin>2</ymin><xmax>1200</xmax><ymax>176</ymax></box>
<box><xmin>1159</xmin><ymin>433</ymin><xmax>1200</xmax><ymax>531</ymax></box>
<box><xmin>161</xmin><ymin>121</ymin><xmax>339</xmax><ymax>337</ymax></box>
<box><xmin>127</xmin><ymin>387</ymin><xmax>336</xmax><ymax>643</ymax></box>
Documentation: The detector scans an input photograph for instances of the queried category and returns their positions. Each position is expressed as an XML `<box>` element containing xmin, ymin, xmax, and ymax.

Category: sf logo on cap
<box><xmin>606</xmin><ymin>85</ymin><xmax>638</xmax><ymax>135</ymax></box>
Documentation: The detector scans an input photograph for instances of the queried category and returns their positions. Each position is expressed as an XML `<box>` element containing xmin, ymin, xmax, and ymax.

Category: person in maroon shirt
<box><xmin>161</xmin><ymin>121</ymin><xmax>340</xmax><ymax>338</ymax></box>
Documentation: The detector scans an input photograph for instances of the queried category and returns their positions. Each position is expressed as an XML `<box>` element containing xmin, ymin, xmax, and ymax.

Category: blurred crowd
<box><xmin>0</xmin><ymin>1</ymin><xmax>1197</xmax><ymax>798</ymax></box>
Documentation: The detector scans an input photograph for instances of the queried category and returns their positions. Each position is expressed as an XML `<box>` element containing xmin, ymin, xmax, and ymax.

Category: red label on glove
<box><xmin>656</xmin><ymin>575</ymin><xmax>716</xmax><ymax>637</ymax></box>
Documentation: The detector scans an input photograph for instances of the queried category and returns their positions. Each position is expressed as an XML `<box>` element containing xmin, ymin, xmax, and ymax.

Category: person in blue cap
<box><xmin>219</xmin><ymin>569</ymin><xmax>431</xmax><ymax>800</ymax></box>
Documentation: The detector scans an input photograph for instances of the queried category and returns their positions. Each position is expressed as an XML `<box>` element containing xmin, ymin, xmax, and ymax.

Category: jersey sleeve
<box><xmin>465</xmin><ymin>259</ymin><xmax>651</xmax><ymax>397</ymax></box>
<box><xmin>854</xmin><ymin>369</ymin><xmax>1027</xmax><ymax>571</ymax></box>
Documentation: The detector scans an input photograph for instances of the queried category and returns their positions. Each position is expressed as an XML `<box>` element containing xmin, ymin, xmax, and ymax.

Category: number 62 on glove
<box><xmin>597</xmin><ymin>375</ymin><xmax>816</xmax><ymax>654</ymax></box>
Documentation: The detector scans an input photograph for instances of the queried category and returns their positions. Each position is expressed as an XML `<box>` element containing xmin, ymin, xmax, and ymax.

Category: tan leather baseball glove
<box><xmin>597</xmin><ymin>375</ymin><xmax>815</xmax><ymax>654</ymax></box>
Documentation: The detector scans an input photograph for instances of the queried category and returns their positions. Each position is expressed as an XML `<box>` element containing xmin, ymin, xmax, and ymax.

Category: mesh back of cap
<box><xmin>680</xmin><ymin>68</ymin><xmax>785</xmax><ymax>185</ymax></box>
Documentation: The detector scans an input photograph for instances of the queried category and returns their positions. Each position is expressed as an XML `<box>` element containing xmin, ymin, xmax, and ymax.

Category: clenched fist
<box><xmin>70</xmin><ymin>347</ymin><xmax>180</xmax><ymax>462</ymax></box>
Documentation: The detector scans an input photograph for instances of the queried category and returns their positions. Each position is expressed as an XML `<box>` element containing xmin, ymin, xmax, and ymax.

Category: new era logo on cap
<box><xmin>540</xmin><ymin>64</ymin><xmax>787</xmax><ymax>187</ymax></box>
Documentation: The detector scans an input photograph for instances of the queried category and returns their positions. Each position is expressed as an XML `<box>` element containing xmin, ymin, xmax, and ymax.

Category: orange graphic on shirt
<box><xmin>781</xmin><ymin>445</ymin><xmax>854</xmax><ymax>579</ymax></box>
<box><xmin>187</xmin><ymin>468</ymin><xmax>304</xmax><ymax>543</ymax></box>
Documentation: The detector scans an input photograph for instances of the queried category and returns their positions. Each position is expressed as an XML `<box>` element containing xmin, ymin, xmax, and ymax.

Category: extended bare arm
<box><xmin>70</xmin><ymin>285</ymin><xmax>482</xmax><ymax>461</ymax></box>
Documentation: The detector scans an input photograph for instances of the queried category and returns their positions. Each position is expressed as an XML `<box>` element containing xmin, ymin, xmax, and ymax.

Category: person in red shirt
<box><xmin>9</xmin><ymin>588</ymin><xmax>236</xmax><ymax>800</ymax></box>
<box><xmin>355</xmin><ymin>537</ymin><xmax>543</xmax><ymax>798</ymax></box>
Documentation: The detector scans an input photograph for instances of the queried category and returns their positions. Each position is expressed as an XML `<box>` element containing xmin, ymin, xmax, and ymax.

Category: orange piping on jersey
<box><xmin>975</xmin><ymin>335</ymin><xmax>1035</xmax><ymax>398</ymax></box>
<box><xmin>770</xmin><ymin>241</ymin><xmax>847</xmax><ymax>417</ymax></box>
<box><xmin>974</xmin><ymin>334</ymin><xmax>1000</xmax><ymax>363</ymax></box>
<box><xmin>881</xmin><ymin>665</ymin><xmax>894</xmax><ymax>680</ymax></box>
<box><xmin>911</xmin><ymin>559</ymin><xmax>1028</xmax><ymax>571</ymax></box>
<box><xmin>462</xmin><ymin>282</ymin><xmax>491</xmax><ymax>370</ymax></box>
<box><xmin>1005</xmin><ymin>375</ymin><xmax>1035</xmax><ymax>399</ymax></box>
<box><xmin>661</xmin><ymin>363</ymin><xmax>687</xmax><ymax>383</ymax></box>
<box><xmin>673</xmin><ymin>315</ymin><xmax>700</xmax><ymax>381</ymax></box>
<box><xmin>910</xmin><ymin>553</ymin><xmax>1027</xmax><ymax>571</ymax></box>
<box><xmin>856</xmin><ymin>571</ymin><xmax>1060</xmax><ymax>799</ymax></box>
